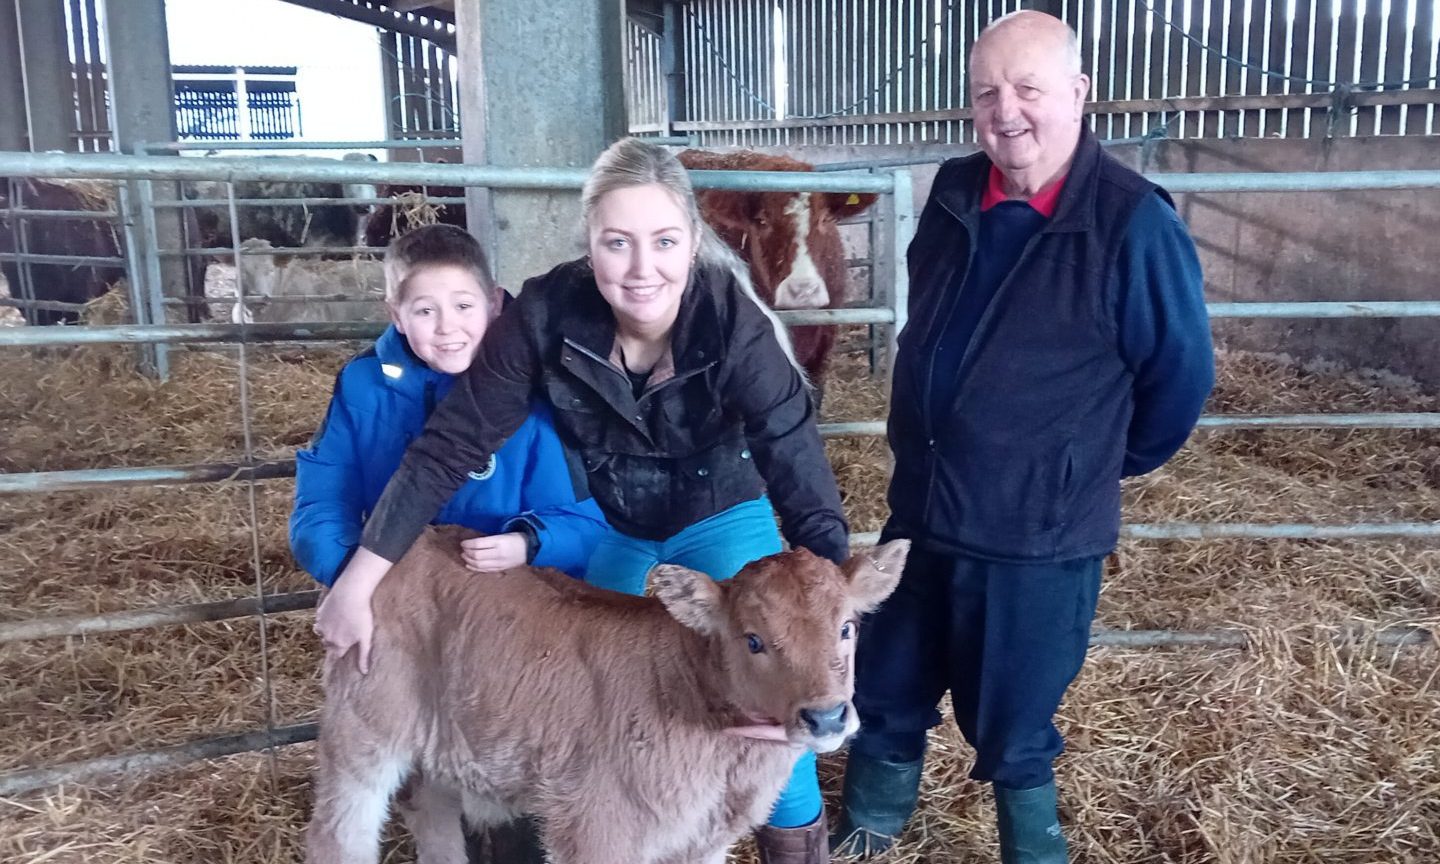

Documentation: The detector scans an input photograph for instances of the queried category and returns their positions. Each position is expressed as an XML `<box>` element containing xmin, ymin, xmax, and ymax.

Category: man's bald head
<box><xmin>967</xmin><ymin>10</ymin><xmax>1090</xmax><ymax>197</ymax></box>
<box><xmin>974</xmin><ymin>10</ymin><xmax>1083</xmax><ymax>77</ymax></box>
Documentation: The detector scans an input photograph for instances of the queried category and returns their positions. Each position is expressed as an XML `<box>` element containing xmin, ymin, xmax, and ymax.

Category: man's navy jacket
<box><xmin>886</xmin><ymin>128</ymin><xmax>1215</xmax><ymax>563</ymax></box>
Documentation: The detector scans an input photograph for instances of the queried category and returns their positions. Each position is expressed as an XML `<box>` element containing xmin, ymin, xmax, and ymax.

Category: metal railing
<box><xmin>2</xmin><ymin>148</ymin><xmax>1439</xmax><ymax>798</ymax></box>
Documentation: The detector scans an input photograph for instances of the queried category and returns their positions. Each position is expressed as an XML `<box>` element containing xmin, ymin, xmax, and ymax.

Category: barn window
<box><xmin>173</xmin><ymin>65</ymin><xmax>302</xmax><ymax>142</ymax></box>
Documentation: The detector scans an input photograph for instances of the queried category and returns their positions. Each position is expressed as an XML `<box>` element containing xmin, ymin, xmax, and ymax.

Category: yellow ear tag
<box><xmin>845</xmin><ymin>193</ymin><xmax>861</xmax><ymax>205</ymax></box>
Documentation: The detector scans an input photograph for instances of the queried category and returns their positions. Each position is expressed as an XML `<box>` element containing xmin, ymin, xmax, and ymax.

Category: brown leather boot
<box><xmin>755</xmin><ymin>805</ymin><xmax>829</xmax><ymax>864</ymax></box>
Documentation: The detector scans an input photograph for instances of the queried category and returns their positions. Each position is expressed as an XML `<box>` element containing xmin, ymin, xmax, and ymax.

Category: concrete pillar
<box><xmin>15</xmin><ymin>0</ymin><xmax>77</xmax><ymax>151</ymax></box>
<box><xmin>0</xmin><ymin>3</ymin><xmax>26</xmax><ymax>151</ymax></box>
<box><xmin>101</xmin><ymin>0</ymin><xmax>177</xmax><ymax>153</ymax></box>
<box><xmin>457</xmin><ymin>0</ymin><xmax>628</xmax><ymax>291</ymax></box>
<box><xmin>101</xmin><ymin>0</ymin><xmax>185</xmax><ymax>337</ymax></box>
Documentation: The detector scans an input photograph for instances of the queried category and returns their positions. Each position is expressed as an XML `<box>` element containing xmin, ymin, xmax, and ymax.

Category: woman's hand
<box><xmin>460</xmin><ymin>532</ymin><xmax>529</xmax><ymax>572</ymax></box>
<box><xmin>313</xmin><ymin>548</ymin><xmax>393</xmax><ymax>674</ymax></box>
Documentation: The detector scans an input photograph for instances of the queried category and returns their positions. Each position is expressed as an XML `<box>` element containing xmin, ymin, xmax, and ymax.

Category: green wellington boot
<box><xmin>828</xmin><ymin>753</ymin><xmax>924</xmax><ymax>858</ymax></box>
<box><xmin>994</xmin><ymin>782</ymin><xmax>1068</xmax><ymax>864</ymax></box>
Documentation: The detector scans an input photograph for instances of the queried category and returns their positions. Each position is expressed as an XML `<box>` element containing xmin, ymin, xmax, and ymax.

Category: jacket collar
<box><xmin>555</xmin><ymin>258</ymin><xmax>726</xmax><ymax>381</ymax></box>
<box><xmin>937</xmin><ymin>125</ymin><xmax>1104</xmax><ymax>235</ymax></box>
<box><xmin>373</xmin><ymin>323</ymin><xmax>452</xmax><ymax>400</ymax></box>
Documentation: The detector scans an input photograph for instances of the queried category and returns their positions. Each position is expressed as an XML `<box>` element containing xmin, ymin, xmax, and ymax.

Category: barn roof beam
<box><xmin>272</xmin><ymin>0</ymin><xmax>456</xmax><ymax>50</ymax></box>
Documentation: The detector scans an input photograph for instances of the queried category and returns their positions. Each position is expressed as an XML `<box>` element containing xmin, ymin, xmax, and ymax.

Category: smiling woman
<box><xmin>315</xmin><ymin>137</ymin><xmax>850</xmax><ymax>860</ymax></box>
<box><xmin>585</xmin><ymin>183</ymin><xmax>697</xmax><ymax>374</ymax></box>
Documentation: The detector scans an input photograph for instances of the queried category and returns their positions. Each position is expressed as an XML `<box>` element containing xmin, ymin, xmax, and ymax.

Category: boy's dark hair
<box><xmin>383</xmin><ymin>224</ymin><xmax>497</xmax><ymax>308</ymax></box>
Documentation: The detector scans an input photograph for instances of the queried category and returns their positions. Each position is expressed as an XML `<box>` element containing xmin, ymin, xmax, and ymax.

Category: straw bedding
<box><xmin>2</xmin><ymin>322</ymin><xmax>1436</xmax><ymax>863</ymax></box>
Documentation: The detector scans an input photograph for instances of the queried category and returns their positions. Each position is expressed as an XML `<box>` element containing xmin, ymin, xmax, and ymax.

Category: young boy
<box><xmin>290</xmin><ymin>223</ymin><xmax>606</xmax><ymax>589</ymax></box>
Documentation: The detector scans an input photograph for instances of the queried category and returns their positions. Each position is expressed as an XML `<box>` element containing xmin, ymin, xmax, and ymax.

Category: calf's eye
<box><xmin>745</xmin><ymin>633</ymin><xmax>766</xmax><ymax>654</ymax></box>
<box><xmin>840</xmin><ymin>621</ymin><xmax>856</xmax><ymax>640</ymax></box>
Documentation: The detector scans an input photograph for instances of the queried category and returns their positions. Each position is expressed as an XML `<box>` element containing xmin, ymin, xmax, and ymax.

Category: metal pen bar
<box><xmin>0</xmin><ymin>591</ymin><xmax>322</xmax><ymax>644</ymax></box>
<box><xmin>1157</xmin><ymin>169</ymin><xmax>1440</xmax><ymax>192</ymax></box>
<box><xmin>0</xmin><ymin>207</ymin><xmax>119</xmax><ymax>220</ymax></box>
<box><xmin>1123</xmin><ymin>522</ymin><xmax>1440</xmax><ymax>540</ymax></box>
<box><xmin>0</xmin><ymin>723</ymin><xmax>320</xmax><ymax>797</ymax></box>
<box><xmin>0</xmin><ymin>309</ymin><xmax>898</xmax><ymax>348</ymax></box>
<box><xmin>1090</xmin><ymin>627</ymin><xmax>1432</xmax><ymax>649</ymax></box>
<box><xmin>0</xmin><ymin>419</ymin><xmax>880</xmax><ymax>495</ymax></box>
<box><xmin>3</xmin><ymin>612</ymin><xmax>1426</xmax><ymax>797</ymax></box>
<box><xmin>0</xmin><ymin>151</ymin><xmax>896</xmax><ymax>194</ymax></box>
<box><xmin>3</xmin><ymin>397</ymin><xmax>1436</xmax><ymax>494</ymax></box>
<box><xmin>0</xmin><ymin>322</ymin><xmax>386</xmax><ymax>347</ymax></box>
<box><xmin>1197</xmin><ymin>413</ymin><xmax>1440</xmax><ymax>429</ymax></box>
<box><xmin>0</xmin><ymin>461</ymin><xmax>298</xmax><ymax>494</ymax></box>
<box><xmin>164</xmin><ymin>294</ymin><xmax>385</xmax><ymax>307</ymax></box>
<box><xmin>152</xmin><ymin>196</ymin><xmax>469</xmax><ymax>209</ymax></box>
<box><xmin>159</xmin><ymin>245</ymin><xmax>389</xmax><ymax>258</ymax></box>
<box><xmin>1207</xmin><ymin>301</ymin><xmax>1440</xmax><ymax>318</ymax></box>
<box><xmin>0</xmin><ymin>251</ymin><xmax>128</xmax><ymax>267</ymax></box>
<box><xmin>0</xmin><ymin>297</ymin><xmax>92</xmax><ymax>313</ymax></box>
<box><xmin>144</xmin><ymin>139</ymin><xmax>463</xmax><ymax>152</ymax></box>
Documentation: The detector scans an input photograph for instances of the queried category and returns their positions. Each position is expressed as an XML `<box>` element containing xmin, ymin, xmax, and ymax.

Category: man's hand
<box><xmin>460</xmin><ymin>532</ymin><xmax>530</xmax><ymax>572</ymax></box>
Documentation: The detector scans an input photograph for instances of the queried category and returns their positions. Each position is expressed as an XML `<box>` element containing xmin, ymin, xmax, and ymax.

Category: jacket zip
<box><xmin>914</xmin><ymin>194</ymin><xmax>1051</xmax><ymax>526</ymax></box>
<box><xmin>562</xmin><ymin>336</ymin><xmax>716</xmax><ymax>436</ymax></box>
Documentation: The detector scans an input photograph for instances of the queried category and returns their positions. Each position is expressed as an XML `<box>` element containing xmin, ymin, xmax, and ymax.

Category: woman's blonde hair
<box><xmin>581</xmin><ymin>137</ymin><xmax>804</xmax><ymax>380</ymax></box>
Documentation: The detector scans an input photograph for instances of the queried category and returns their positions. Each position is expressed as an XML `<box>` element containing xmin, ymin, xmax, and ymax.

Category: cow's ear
<box><xmin>841</xmin><ymin>540</ymin><xmax>909</xmax><ymax>613</ymax></box>
<box><xmin>823</xmin><ymin>191</ymin><xmax>879</xmax><ymax>220</ymax></box>
<box><xmin>652</xmin><ymin>565</ymin><xmax>726</xmax><ymax>635</ymax></box>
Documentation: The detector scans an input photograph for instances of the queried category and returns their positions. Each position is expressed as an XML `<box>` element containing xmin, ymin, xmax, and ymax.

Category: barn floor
<box><xmin>2</xmin><ymin>327</ymin><xmax>1438</xmax><ymax>863</ymax></box>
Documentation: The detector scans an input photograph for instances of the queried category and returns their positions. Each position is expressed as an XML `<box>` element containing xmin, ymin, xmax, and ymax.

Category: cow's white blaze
<box><xmin>771</xmin><ymin>194</ymin><xmax>829</xmax><ymax>309</ymax></box>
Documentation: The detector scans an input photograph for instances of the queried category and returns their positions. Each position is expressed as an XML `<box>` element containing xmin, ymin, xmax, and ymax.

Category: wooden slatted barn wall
<box><xmin>626</xmin><ymin>18</ymin><xmax>670</xmax><ymax>134</ymax></box>
<box><xmin>380</xmin><ymin>16</ymin><xmax>459</xmax><ymax>139</ymax></box>
<box><xmin>626</xmin><ymin>0</ymin><xmax>1440</xmax><ymax>144</ymax></box>
<box><xmin>65</xmin><ymin>0</ymin><xmax>111</xmax><ymax>152</ymax></box>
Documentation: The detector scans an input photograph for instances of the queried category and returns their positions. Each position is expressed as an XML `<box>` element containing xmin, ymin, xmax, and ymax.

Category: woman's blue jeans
<box><xmin>586</xmin><ymin>496</ymin><xmax>822</xmax><ymax>828</ymax></box>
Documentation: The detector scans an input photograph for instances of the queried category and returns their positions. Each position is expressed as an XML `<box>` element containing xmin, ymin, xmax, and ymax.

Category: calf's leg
<box><xmin>397</xmin><ymin>775</ymin><xmax>468</xmax><ymax>864</ymax></box>
<box><xmin>306</xmin><ymin>727</ymin><xmax>411</xmax><ymax>864</ymax></box>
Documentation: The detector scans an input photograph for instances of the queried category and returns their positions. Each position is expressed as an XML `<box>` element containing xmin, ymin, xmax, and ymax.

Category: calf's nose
<box><xmin>799</xmin><ymin>702</ymin><xmax>849</xmax><ymax>738</ymax></box>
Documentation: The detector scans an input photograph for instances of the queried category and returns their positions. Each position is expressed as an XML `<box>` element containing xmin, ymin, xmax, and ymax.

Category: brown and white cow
<box><xmin>306</xmin><ymin>525</ymin><xmax>908</xmax><ymax>864</ymax></box>
<box><xmin>678</xmin><ymin>151</ymin><xmax>878</xmax><ymax>391</ymax></box>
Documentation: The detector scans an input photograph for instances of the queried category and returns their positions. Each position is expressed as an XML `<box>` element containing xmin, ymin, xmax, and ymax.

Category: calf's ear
<box><xmin>841</xmin><ymin>540</ymin><xmax>909</xmax><ymax>612</ymax></box>
<box><xmin>652</xmin><ymin>565</ymin><xmax>726</xmax><ymax>635</ymax></box>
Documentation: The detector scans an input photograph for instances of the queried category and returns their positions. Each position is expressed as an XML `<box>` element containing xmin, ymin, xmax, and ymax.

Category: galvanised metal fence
<box><xmin>1</xmin><ymin>148</ymin><xmax>1438</xmax><ymax>797</ymax></box>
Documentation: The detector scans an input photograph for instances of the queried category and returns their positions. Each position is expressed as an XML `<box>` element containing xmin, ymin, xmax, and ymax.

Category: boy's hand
<box><xmin>460</xmin><ymin>532</ymin><xmax>529</xmax><ymax>572</ymax></box>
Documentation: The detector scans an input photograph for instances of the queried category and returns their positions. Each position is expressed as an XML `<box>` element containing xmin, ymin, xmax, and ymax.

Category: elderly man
<box><xmin>831</xmin><ymin>11</ymin><xmax>1214</xmax><ymax>863</ymax></box>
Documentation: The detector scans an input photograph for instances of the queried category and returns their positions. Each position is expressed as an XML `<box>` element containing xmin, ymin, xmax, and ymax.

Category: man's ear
<box><xmin>841</xmin><ymin>540</ymin><xmax>910</xmax><ymax>613</ymax></box>
<box><xmin>652</xmin><ymin>565</ymin><xmax>726</xmax><ymax>635</ymax></box>
<box><xmin>1072</xmin><ymin>73</ymin><xmax>1091</xmax><ymax>118</ymax></box>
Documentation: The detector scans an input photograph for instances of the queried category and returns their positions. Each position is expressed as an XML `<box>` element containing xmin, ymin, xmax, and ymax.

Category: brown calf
<box><xmin>306</xmin><ymin>526</ymin><xmax>908</xmax><ymax>864</ymax></box>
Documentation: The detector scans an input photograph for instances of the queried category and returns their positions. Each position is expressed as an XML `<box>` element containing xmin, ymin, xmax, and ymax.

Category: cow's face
<box><xmin>697</xmin><ymin>189</ymin><xmax>878</xmax><ymax>311</ymax></box>
<box><xmin>653</xmin><ymin>541</ymin><xmax>908</xmax><ymax>752</ymax></box>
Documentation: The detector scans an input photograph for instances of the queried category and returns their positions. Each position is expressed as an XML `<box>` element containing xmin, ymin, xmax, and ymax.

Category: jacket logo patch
<box><xmin>467</xmin><ymin>454</ymin><xmax>498</xmax><ymax>482</ymax></box>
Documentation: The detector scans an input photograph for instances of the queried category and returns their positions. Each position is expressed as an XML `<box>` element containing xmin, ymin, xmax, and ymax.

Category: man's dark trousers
<box><xmin>850</xmin><ymin>543</ymin><xmax>1102</xmax><ymax>791</ymax></box>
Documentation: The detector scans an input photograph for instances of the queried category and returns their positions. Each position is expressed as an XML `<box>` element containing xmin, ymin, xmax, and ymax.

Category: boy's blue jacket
<box><xmin>290</xmin><ymin>324</ymin><xmax>608</xmax><ymax>586</ymax></box>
